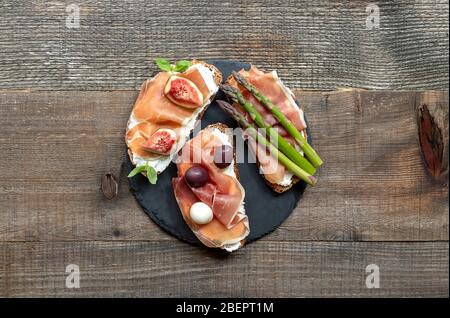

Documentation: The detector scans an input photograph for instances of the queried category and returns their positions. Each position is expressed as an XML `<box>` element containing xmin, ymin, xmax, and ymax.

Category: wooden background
<box><xmin>0</xmin><ymin>0</ymin><xmax>448</xmax><ymax>297</ymax></box>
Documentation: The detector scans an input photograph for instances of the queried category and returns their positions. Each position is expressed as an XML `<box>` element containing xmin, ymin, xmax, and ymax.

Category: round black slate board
<box><xmin>127</xmin><ymin>60</ymin><xmax>310</xmax><ymax>247</ymax></box>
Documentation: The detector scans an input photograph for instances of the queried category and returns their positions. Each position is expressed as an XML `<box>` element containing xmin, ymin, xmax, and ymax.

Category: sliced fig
<box><xmin>141</xmin><ymin>128</ymin><xmax>177</xmax><ymax>156</ymax></box>
<box><xmin>164</xmin><ymin>76</ymin><xmax>204</xmax><ymax>108</ymax></box>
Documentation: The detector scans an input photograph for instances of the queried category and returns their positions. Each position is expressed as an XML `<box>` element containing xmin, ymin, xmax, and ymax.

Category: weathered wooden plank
<box><xmin>0</xmin><ymin>0</ymin><xmax>448</xmax><ymax>90</ymax></box>
<box><xmin>275</xmin><ymin>90</ymin><xmax>450</xmax><ymax>241</ymax></box>
<box><xmin>0</xmin><ymin>241</ymin><xmax>447</xmax><ymax>297</ymax></box>
<box><xmin>0</xmin><ymin>90</ymin><xmax>447</xmax><ymax>242</ymax></box>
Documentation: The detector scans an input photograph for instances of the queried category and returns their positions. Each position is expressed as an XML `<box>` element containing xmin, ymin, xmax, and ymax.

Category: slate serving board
<box><xmin>126</xmin><ymin>60</ymin><xmax>310</xmax><ymax>247</ymax></box>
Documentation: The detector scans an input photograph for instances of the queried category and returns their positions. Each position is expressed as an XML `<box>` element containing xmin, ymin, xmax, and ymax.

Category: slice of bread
<box><xmin>126</xmin><ymin>60</ymin><xmax>222</xmax><ymax>175</ymax></box>
<box><xmin>225</xmin><ymin>73</ymin><xmax>303</xmax><ymax>193</ymax></box>
<box><xmin>175</xmin><ymin>123</ymin><xmax>249</xmax><ymax>252</ymax></box>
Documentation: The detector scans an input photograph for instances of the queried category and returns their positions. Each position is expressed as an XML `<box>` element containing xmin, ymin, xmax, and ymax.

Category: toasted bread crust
<box><xmin>126</xmin><ymin>60</ymin><xmax>223</xmax><ymax>174</ymax></box>
<box><xmin>257</xmin><ymin>159</ymin><xmax>300</xmax><ymax>193</ymax></box>
<box><xmin>193</xmin><ymin>59</ymin><xmax>223</xmax><ymax>88</ymax></box>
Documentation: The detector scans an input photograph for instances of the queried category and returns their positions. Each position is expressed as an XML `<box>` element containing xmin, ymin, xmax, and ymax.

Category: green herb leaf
<box><xmin>127</xmin><ymin>165</ymin><xmax>146</xmax><ymax>178</ymax></box>
<box><xmin>155</xmin><ymin>58</ymin><xmax>172</xmax><ymax>72</ymax></box>
<box><xmin>146</xmin><ymin>165</ymin><xmax>158</xmax><ymax>184</ymax></box>
<box><xmin>174</xmin><ymin>60</ymin><xmax>192</xmax><ymax>72</ymax></box>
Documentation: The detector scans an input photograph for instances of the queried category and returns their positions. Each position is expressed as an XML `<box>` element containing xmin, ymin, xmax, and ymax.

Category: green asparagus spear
<box><xmin>216</xmin><ymin>100</ymin><xmax>317</xmax><ymax>186</ymax></box>
<box><xmin>232</xmin><ymin>71</ymin><xmax>323</xmax><ymax>168</ymax></box>
<box><xmin>220</xmin><ymin>84</ymin><xmax>316</xmax><ymax>175</ymax></box>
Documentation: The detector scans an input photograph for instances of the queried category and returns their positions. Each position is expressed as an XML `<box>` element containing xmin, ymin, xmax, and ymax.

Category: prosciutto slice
<box><xmin>125</xmin><ymin>65</ymin><xmax>213</xmax><ymax>161</ymax></box>
<box><xmin>172</xmin><ymin>128</ymin><xmax>249</xmax><ymax>250</ymax></box>
<box><xmin>228</xmin><ymin>66</ymin><xmax>307</xmax><ymax>184</ymax></box>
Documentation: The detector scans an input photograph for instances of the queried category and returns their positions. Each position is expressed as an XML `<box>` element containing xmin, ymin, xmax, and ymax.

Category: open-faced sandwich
<box><xmin>218</xmin><ymin>66</ymin><xmax>323</xmax><ymax>193</ymax></box>
<box><xmin>172</xmin><ymin>123</ymin><xmax>249</xmax><ymax>251</ymax></box>
<box><xmin>126</xmin><ymin>58</ymin><xmax>222</xmax><ymax>183</ymax></box>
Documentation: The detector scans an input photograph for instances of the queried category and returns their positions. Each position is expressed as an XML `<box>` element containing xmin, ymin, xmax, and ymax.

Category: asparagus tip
<box><xmin>216</xmin><ymin>99</ymin><xmax>232</xmax><ymax>111</ymax></box>
<box><xmin>216</xmin><ymin>99</ymin><xmax>230</xmax><ymax>106</ymax></box>
<box><xmin>216</xmin><ymin>99</ymin><xmax>237</xmax><ymax>117</ymax></box>
<box><xmin>232</xmin><ymin>71</ymin><xmax>245</xmax><ymax>83</ymax></box>
<box><xmin>220</xmin><ymin>84</ymin><xmax>238</xmax><ymax>95</ymax></box>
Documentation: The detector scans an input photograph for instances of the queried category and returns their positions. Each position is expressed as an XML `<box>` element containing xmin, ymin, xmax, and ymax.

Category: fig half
<box><xmin>141</xmin><ymin>128</ymin><xmax>177</xmax><ymax>156</ymax></box>
<box><xmin>164</xmin><ymin>76</ymin><xmax>204</xmax><ymax>108</ymax></box>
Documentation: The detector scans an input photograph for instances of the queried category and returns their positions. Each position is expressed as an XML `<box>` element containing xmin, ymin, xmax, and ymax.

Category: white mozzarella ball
<box><xmin>189</xmin><ymin>202</ymin><xmax>213</xmax><ymax>225</ymax></box>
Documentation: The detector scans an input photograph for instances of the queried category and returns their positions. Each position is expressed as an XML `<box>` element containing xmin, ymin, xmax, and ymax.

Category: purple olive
<box><xmin>214</xmin><ymin>145</ymin><xmax>233</xmax><ymax>169</ymax></box>
<box><xmin>185</xmin><ymin>165</ymin><xmax>209</xmax><ymax>187</ymax></box>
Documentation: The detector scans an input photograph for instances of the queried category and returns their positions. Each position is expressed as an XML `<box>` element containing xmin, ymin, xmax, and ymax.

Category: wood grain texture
<box><xmin>0</xmin><ymin>90</ymin><xmax>448</xmax><ymax>242</ymax></box>
<box><xmin>0</xmin><ymin>241</ymin><xmax>447</xmax><ymax>297</ymax></box>
<box><xmin>0</xmin><ymin>0</ymin><xmax>448</xmax><ymax>90</ymax></box>
<box><xmin>0</xmin><ymin>0</ymin><xmax>448</xmax><ymax>299</ymax></box>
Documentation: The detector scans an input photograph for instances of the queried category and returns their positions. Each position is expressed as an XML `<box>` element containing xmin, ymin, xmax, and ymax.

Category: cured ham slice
<box><xmin>247</xmin><ymin>137</ymin><xmax>286</xmax><ymax>184</ymax></box>
<box><xmin>126</xmin><ymin>73</ymin><xmax>197</xmax><ymax>161</ymax></box>
<box><xmin>172</xmin><ymin>126</ymin><xmax>249</xmax><ymax>251</ymax></box>
<box><xmin>173</xmin><ymin>177</ymin><xmax>248</xmax><ymax>249</ymax></box>
<box><xmin>125</xmin><ymin>62</ymin><xmax>220</xmax><ymax>168</ymax></box>
<box><xmin>228</xmin><ymin>66</ymin><xmax>307</xmax><ymax>132</ymax></box>
<box><xmin>228</xmin><ymin>66</ymin><xmax>307</xmax><ymax>184</ymax></box>
<box><xmin>133</xmin><ymin>73</ymin><xmax>194</xmax><ymax>123</ymax></box>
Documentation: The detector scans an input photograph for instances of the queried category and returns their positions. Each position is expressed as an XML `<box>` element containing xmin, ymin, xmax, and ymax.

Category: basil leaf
<box><xmin>155</xmin><ymin>58</ymin><xmax>172</xmax><ymax>72</ymax></box>
<box><xmin>127</xmin><ymin>165</ymin><xmax>146</xmax><ymax>178</ymax></box>
<box><xmin>146</xmin><ymin>165</ymin><xmax>158</xmax><ymax>184</ymax></box>
<box><xmin>174</xmin><ymin>60</ymin><xmax>191</xmax><ymax>72</ymax></box>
